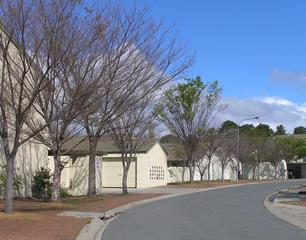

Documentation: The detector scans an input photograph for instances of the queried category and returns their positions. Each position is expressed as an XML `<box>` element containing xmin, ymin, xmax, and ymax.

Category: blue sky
<box><xmin>99</xmin><ymin>0</ymin><xmax>306</xmax><ymax>132</ymax></box>
<box><xmin>115</xmin><ymin>0</ymin><xmax>306</xmax><ymax>101</ymax></box>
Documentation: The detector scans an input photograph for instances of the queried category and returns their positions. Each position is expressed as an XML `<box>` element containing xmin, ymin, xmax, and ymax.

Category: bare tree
<box><xmin>156</xmin><ymin>77</ymin><xmax>226</xmax><ymax>183</ymax></box>
<box><xmin>265</xmin><ymin>138</ymin><xmax>283</xmax><ymax>179</ymax></box>
<box><xmin>82</xmin><ymin>4</ymin><xmax>193</xmax><ymax>196</ymax></box>
<box><xmin>109</xmin><ymin>97</ymin><xmax>156</xmax><ymax>194</ymax></box>
<box><xmin>238</xmin><ymin>133</ymin><xmax>256</xmax><ymax>179</ymax></box>
<box><xmin>25</xmin><ymin>0</ymin><xmax>102</xmax><ymax>201</ymax></box>
<box><xmin>202</xmin><ymin>128</ymin><xmax>224</xmax><ymax>182</ymax></box>
<box><xmin>216</xmin><ymin>131</ymin><xmax>236</xmax><ymax>181</ymax></box>
<box><xmin>194</xmin><ymin>143</ymin><xmax>208</xmax><ymax>181</ymax></box>
<box><xmin>250</xmin><ymin>137</ymin><xmax>269</xmax><ymax>180</ymax></box>
<box><xmin>0</xmin><ymin>0</ymin><xmax>66</xmax><ymax>212</ymax></box>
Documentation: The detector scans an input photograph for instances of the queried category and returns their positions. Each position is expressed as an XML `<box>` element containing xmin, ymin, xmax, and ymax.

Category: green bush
<box><xmin>32</xmin><ymin>167</ymin><xmax>71</xmax><ymax>199</ymax></box>
<box><xmin>0</xmin><ymin>164</ymin><xmax>23</xmax><ymax>199</ymax></box>
<box><xmin>60</xmin><ymin>187</ymin><xmax>70</xmax><ymax>198</ymax></box>
<box><xmin>31</xmin><ymin>167</ymin><xmax>52</xmax><ymax>199</ymax></box>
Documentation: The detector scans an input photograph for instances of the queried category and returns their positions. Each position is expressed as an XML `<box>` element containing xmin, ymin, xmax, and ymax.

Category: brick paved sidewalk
<box><xmin>0</xmin><ymin>193</ymin><xmax>164</xmax><ymax>240</ymax></box>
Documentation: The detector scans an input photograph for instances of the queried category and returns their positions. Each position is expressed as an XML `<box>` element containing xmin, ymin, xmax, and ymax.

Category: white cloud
<box><xmin>217</xmin><ymin>96</ymin><xmax>306</xmax><ymax>133</ymax></box>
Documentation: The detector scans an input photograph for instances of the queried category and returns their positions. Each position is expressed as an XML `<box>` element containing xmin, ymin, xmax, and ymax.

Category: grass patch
<box><xmin>0</xmin><ymin>199</ymin><xmax>76</xmax><ymax>212</ymax></box>
<box><xmin>0</xmin><ymin>211</ymin><xmax>40</xmax><ymax>220</ymax></box>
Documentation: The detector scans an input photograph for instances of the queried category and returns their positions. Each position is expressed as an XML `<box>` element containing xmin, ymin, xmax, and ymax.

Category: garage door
<box><xmin>102</xmin><ymin>158</ymin><xmax>136</xmax><ymax>188</ymax></box>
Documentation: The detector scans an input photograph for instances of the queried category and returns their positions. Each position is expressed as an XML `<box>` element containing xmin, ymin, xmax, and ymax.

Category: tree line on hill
<box><xmin>221</xmin><ymin>120</ymin><xmax>306</xmax><ymax>136</ymax></box>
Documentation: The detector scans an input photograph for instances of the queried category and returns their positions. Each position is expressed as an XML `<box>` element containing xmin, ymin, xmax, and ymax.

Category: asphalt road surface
<box><xmin>102</xmin><ymin>180</ymin><xmax>306</xmax><ymax>240</ymax></box>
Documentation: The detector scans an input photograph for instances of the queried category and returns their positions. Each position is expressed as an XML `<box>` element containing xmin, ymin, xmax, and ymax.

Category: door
<box><xmin>102</xmin><ymin>158</ymin><xmax>136</xmax><ymax>188</ymax></box>
<box><xmin>288</xmin><ymin>165</ymin><xmax>302</xmax><ymax>179</ymax></box>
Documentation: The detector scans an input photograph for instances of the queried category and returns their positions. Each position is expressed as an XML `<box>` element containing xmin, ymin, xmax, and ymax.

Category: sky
<box><xmin>101</xmin><ymin>0</ymin><xmax>306</xmax><ymax>133</ymax></box>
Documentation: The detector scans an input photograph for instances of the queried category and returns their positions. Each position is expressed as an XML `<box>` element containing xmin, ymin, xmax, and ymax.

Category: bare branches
<box><xmin>0</xmin><ymin>0</ymin><xmax>193</xmax><ymax>204</ymax></box>
<box><xmin>109</xmin><ymin>96</ymin><xmax>156</xmax><ymax>194</ymax></box>
<box><xmin>80</xmin><ymin>4</ymin><xmax>193</xmax><ymax>196</ymax></box>
<box><xmin>215</xmin><ymin>130</ymin><xmax>237</xmax><ymax>181</ymax></box>
<box><xmin>0</xmin><ymin>0</ymin><xmax>74</xmax><ymax>212</ymax></box>
<box><xmin>16</xmin><ymin>0</ymin><xmax>105</xmax><ymax>201</ymax></box>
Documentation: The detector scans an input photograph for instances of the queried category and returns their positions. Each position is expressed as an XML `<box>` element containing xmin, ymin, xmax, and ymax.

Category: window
<box><xmin>149</xmin><ymin>165</ymin><xmax>165</xmax><ymax>180</ymax></box>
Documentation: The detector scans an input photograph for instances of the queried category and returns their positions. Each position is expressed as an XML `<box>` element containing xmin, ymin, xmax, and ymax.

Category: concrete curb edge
<box><xmin>264</xmin><ymin>190</ymin><xmax>306</xmax><ymax>231</ymax></box>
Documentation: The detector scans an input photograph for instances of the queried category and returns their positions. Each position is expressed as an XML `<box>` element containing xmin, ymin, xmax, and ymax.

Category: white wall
<box><xmin>168</xmin><ymin>156</ymin><xmax>236</xmax><ymax>183</ymax></box>
<box><xmin>167</xmin><ymin>157</ymin><xmax>288</xmax><ymax>183</ymax></box>
<box><xmin>0</xmin><ymin>141</ymin><xmax>48</xmax><ymax>198</ymax></box>
<box><xmin>137</xmin><ymin>143</ymin><xmax>168</xmax><ymax>188</ymax></box>
<box><xmin>244</xmin><ymin>162</ymin><xmax>277</xmax><ymax>180</ymax></box>
<box><xmin>48</xmin><ymin>155</ymin><xmax>104</xmax><ymax>196</ymax></box>
<box><xmin>48</xmin><ymin>142</ymin><xmax>168</xmax><ymax>195</ymax></box>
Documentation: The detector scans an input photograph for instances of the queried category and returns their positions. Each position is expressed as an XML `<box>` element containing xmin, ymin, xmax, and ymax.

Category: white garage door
<box><xmin>102</xmin><ymin>158</ymin><xmax>136</xmax><ymax>188</ymax></box>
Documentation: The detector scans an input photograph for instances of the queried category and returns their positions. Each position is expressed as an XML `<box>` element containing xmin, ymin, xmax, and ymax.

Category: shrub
<box><xmin>32</xmin><ymin>168</ymin><xmax>71</xmax><ymax>199</ymax></box>
<box><xmin>60</xmin><ymin>187</ymin><xmax>70</xmax><ymax>198</ymax></box>
<box><xmin>0</xmin><ymin>164</ymin><xmax>23</xmax><ymax>199</ymax></box>
<box><xmin>31</xmin><ymin>167</ymin><xmax>52</xmax><ymax>199</ymax></box>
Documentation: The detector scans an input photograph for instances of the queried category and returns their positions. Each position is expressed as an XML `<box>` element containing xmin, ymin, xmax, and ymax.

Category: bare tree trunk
<box><xmin>200</xmin><ymin>172</ymin><xmax>204</xmax><ymax>181</ymax></box>
<box><xmin>252</xmin><ymin>164</ymin><xmax>256</xmax><ymax>180</ymax></box>
<box><xmin>207</xmin><ymin>161</ymin><xmax>211</xmax><ymax>182</ymax></box>
<box><xmin>240</xmin><ymin>162</ymin><xmax>245</xmax><ymax>180</ymax></box>
<box><xmin>274</xmin><ymin>165</ymin><xmax>278</xmax><ymax>179</ymax></box>
<box><xmin>182</xmin><ymin>167</ymin><xmax>186</xmax><ymax>182</ymax></box>
<box><xmin>257</xmin><ymin>165</ymin><xmax>260</xmax><ymax>180</ymax></box>
<box><xmin>122</xmin><ymin>154</ymin><xmax>131</xmax><ymax>195</ymax></box>
<box><xmin>122</xmin><ymin>167</ymin><xmax>128</xmax><ymax>194</ymax></box>
<box><xmin>88</xmin><ymin>139</ymin><xmax>98</xmax><ymax>197</ymax></box>
<box><xmin>88</xmin><ymin>152</ymin><xmax>96</xmax><ymax>197</ymax></box>
<box><xmin>5</xmin><ymin>155</ymin><xmax>14</xmax><ymax>213</ymax></box>
<box><xmin>221</xmin><ymin>165</ymin><xmax>225</xmax><ymax>182</ymax></box>
<box><xmin>189</xmin><ymin>165</ymin><xmax>194</xmax><ymax>183</ymax></box>
<box><xmin>52</xmin><ymin>154</ymin><xmax>62</xmax><ymax>201</ymax></box>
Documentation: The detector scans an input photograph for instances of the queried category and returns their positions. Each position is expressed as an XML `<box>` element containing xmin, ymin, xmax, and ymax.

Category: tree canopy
<box><xmin>275</xmin><ymin>125</ymin><xmax>286</xmax><ymax>135</ymax></box>
<box><xmin>293</xmin><ymin>126</ymin><xmax>306</xmax><ymax>135</ymax></box>
<box><xmin>220</xmin><ymin>120</ymin><xmax>238</xmax><ymax>132</ymax></box>
<box><xmin>253</xmin><ymin>124</ymin><xmax>274</xmax><ymax>137</ymax></box>
<box><xmin>277</xmin><ymin>137</ymin><xmax>306</xmax><ymax>161</ymax></box>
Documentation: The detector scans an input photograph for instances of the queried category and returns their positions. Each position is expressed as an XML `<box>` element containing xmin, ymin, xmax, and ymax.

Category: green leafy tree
<box><xmin>239</xmin><ymin>124</ymin><xmax>255</xmax><ymax>136</ymax></box>
<box><xmin>156</xmin><ymin>76</ymin><xmax>226</xmax><ymax>183</ymax></box>
<box><xmin>275</xmin><ymin>125</ymin><xmax>286</xmax><ymax>135</ymax></box>
<box><xmin>293</xmin><ymin>126</ymin><xmax>306</xmax><ymax>135</ymax></box>
<box><xmin>277</xmin><ymin>137</ymin><xmax>306</xmax><ymax>162</ymax></box>
<box><xmin>220</xmin><ymin>120</ymin><xmax>238</xmax><ymax>132</ymax></box>
<box><xmin>253</xmin><ymin>124</ymin><xmax>274</xmax><ymax>137</ymax></box>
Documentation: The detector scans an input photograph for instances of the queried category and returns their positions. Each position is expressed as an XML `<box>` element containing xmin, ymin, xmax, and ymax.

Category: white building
<box><xmin>163</xmin><ymin>141</ymin><xmax>237</xmax><ymax>182</ymax></box>
<box><xmin>48</xmin><ymin>137</ymin><xmax>168</xmax><ymax>196</ymax></box>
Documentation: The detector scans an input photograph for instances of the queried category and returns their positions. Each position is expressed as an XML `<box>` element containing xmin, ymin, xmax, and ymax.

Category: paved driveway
<box><xmin>102</xmin><ymin>180</ymin><xmax>306</xmax><ymax>240</ymax></box>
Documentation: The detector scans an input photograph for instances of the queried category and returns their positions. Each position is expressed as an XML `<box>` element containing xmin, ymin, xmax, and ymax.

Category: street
<box><xmin>102</xmin><ymin>180</ymin><xmax>306</xmax><ymax>240</ymax></box>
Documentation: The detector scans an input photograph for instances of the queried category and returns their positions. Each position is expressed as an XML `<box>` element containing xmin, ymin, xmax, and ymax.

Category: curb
<box><xmin>76</xmin><ymin>179</ymin><xmax>303</xmax><ymax>240</ymax></box>
<box><xmin>76</xmin><ymin>218</ymin><xmax>106</xmax><ymax>240</ymax></box>
<box><xmin>264</xmin><ymin>190</ymin><xmax>306</xmax><ymax>231</ymax></box>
